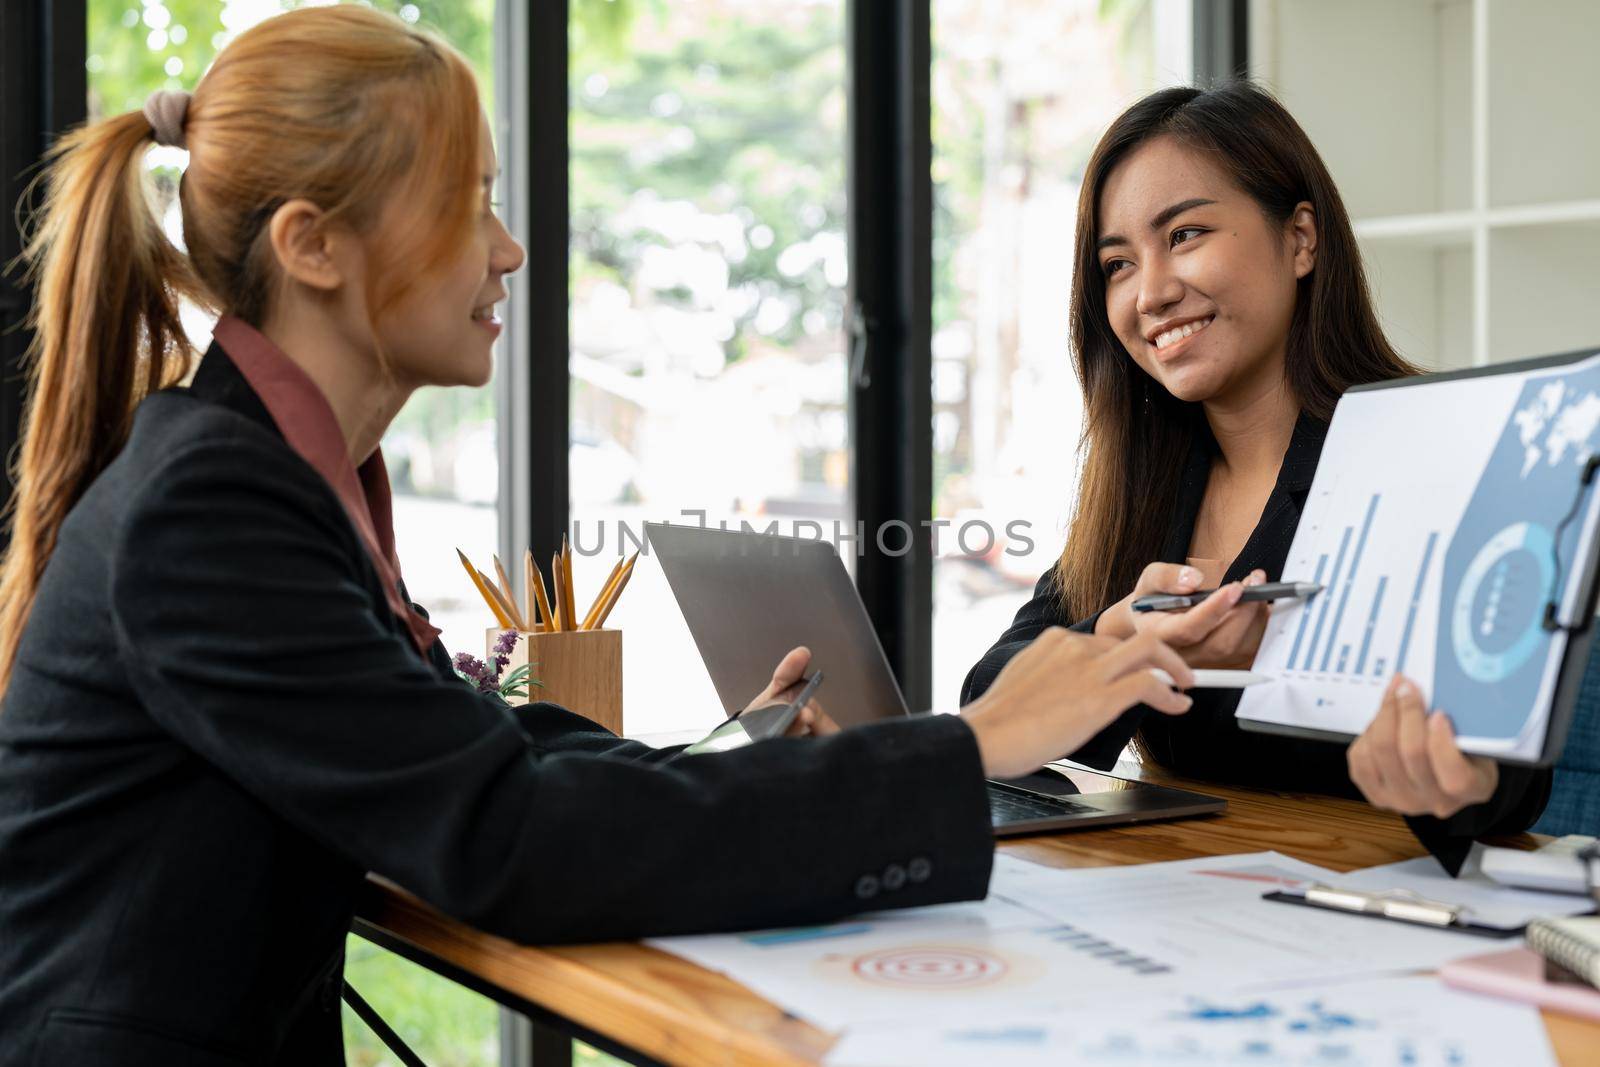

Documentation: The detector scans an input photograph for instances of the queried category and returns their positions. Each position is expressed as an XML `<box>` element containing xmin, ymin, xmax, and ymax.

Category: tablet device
<box><xmin>674</xmin><ymin>671</ymin><xmax>824</xmax><ymax>759</ymax></box>
<box><xmin>1237</xmin><ymin>346</ymin><xmax>1600</xmax><ymax>765</ymax></box>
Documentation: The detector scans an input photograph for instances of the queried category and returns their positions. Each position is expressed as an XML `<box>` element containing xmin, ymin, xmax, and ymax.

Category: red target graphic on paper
<box><xmin>849</xmin><ymin>946</ymin><xmax>1009</xmax><ymax>989</ymax></box>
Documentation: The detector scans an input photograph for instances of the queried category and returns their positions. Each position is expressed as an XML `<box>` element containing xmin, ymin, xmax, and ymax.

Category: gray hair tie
<box><xmin>143</xmin><ymin>90</ymin><xmax>191</xmax><ymax>149</ymax></box>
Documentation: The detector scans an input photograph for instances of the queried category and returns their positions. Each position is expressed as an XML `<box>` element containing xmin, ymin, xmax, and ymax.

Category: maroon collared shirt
<box><xmin>211</xmin><ymin>315</ymin><xmax>442</xmax><ymax>657</ymax></box>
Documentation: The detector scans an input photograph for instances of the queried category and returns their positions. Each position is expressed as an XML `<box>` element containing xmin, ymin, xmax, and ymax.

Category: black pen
<box><xmin>1132</xmin><ymin>581</ymin><xmax>1323</xmax><ymax>613</ymax></box>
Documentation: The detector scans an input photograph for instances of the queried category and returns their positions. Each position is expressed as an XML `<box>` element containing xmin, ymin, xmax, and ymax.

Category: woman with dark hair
<box><xmin>962</xmin><ymin>80</ymin><xmax>1550</xmax><ymax>870</ymax></box>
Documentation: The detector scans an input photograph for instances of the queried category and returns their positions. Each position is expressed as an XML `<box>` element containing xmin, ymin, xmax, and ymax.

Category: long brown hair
<box><xmin>0</xmin><ymin>5</ymin><xmax>483</xmax><ymax>692</ymax></box>
<box><xmin>1055</xmin><ymin>80</ymin><xmax>1417</xmax><ymax>621</ymax></box>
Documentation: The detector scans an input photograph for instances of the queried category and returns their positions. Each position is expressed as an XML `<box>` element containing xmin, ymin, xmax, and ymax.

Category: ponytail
<box><xmin>0</xmin><ymin>111</ymin><xmax>199</xmax><ymax>693</ymax></box>
<box><xmin>0</xmin><ymin>4</ymin><xmax>483</xmax><ymax>696</ymax></box>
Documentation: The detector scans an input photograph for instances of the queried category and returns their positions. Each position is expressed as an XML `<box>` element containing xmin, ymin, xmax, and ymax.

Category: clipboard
<box><xmin>1262</xmin><ymin>884</ymin><xmax>1528</xmax><ymax>939</ymax></box>
<box><xmin>1237</xmin><ymin>346</ymin><xmax>1600</xmax><ymax>768</ymax></box>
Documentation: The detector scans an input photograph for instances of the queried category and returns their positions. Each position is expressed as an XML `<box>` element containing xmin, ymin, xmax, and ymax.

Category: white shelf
<box><xmin>1481</xmin><ymin>201</ymin><xmax>1600</xmax><ymax>230</ymax></box>
<box><xmin>1355</xmin><ymin>201</ymin><xmax>1600</xmax><ymax>243</ymax></box>
<box><xmin>1353</xmin><ymin>215</ymin><xmax>1474</xmax><ymax>246</ymax></box>
<box><xmin>1254</xmin><ymin>0</ymin><xmax>1600</xmax><ymax>371</ymax></box>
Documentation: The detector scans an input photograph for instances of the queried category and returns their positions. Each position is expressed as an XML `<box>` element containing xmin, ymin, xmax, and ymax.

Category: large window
<box><xmin>568</xmin><ymin>0</ymin><xmax>847</xmax><ymax>735</ymax></box>
<box><xmin>86</xmin><ymin>4</ymin><xmax>505</xmax><ymax>1064</ymax></box>
<box><xmin>929</xmin><ymin>0</ymin><xmax>1191</xmax><ymax>706</ymax></box>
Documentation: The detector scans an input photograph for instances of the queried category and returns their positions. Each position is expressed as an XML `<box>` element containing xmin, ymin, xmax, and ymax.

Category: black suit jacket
<box><xmin>0</xmin><ymin>346</ymin><xmax>993</xmax><ymax>1066</ymax></box>
<box><xmin>962</xmin><ymin>414</ymin><xmax>1551</xmax><ymax>872</ymax></box>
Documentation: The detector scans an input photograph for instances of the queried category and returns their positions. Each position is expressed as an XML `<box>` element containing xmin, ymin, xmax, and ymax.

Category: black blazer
<box><xmin>0</xmin><ymin>346</ymin><xmax>993</xmax><ymax>1066</ymax></box>
<box><xmin>962</xmin><ymin>413</ymin><xmax>1551</xmax><ymax>872</ymax></box>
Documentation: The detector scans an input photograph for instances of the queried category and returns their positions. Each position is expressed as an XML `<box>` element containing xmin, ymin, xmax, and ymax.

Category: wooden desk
<box><xmin>353</xmin><ymin>766</ymin><xmax>1600</xmax><ymax>1066</ymax></box>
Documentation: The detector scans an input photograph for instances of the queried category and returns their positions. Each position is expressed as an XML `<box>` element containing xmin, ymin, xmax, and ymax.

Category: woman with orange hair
<box><xmin>0</xmin><ymin>7</ymin><xmax>1196</xmax><ymax>1061</ymax></box>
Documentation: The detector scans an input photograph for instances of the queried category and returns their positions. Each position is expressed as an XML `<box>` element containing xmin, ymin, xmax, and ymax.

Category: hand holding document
<box><xmin>456</xmin><ymin>542</ymin><xmax>637</xmax><ymax>632</ymax></box>
<box><xmin>1237</xmin><ymin>348</ymin><xmax>1600</xmax><ymax>761</ymax></box>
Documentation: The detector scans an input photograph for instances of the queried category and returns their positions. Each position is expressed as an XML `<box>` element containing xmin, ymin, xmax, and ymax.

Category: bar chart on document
<box><xmin>1238</xmin><ymin>350</ymin><xmax>1600</xmax><ymax>760</ymax></box>
<box><xmin>1270</xmin><ymin>477</ymin><xmax>1449</xmax><ymax>701</ymax></box>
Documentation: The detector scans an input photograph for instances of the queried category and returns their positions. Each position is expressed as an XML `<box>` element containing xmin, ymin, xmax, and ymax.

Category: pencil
<box><xmin>579</xmin><ymin>556</ymin><xmax>628</xmax><ymax>631</ymax></box>
<box><xmin>591</xmin><ymin>554</ymin><xmax>637</xmax><ymax>630</ymax></box>
<box><xmin>560</xmin><ymin>536</ymin><xmax>577</xmax><ymax>632</ymax></box>
<box><xmin>523</xmin><ymin>550</ymin><xmax>536</xmax><ymax>630</ymax></box>
<box><xmin>550</xmin><ymin>551</ymin><xmax>567</xmax><ymax>632</ymax></box>
<box><xmin>491</xmin><ymin>554</ymin><xmax>526</xmax><ymax>631</ymax></box>
<box><xmin>528</xmin><ymin>548</ymin><xmax>555</xmax><ymax>632</ymax></box>
<box><xmin>478</xmin><ymin>568</ymin><xmax>521</xmax><ymax>631</ymax></box>
<box><xmin>458</xmin><ymin>549</ymin><xmax>514</xmax><ymax>628</ymax></box>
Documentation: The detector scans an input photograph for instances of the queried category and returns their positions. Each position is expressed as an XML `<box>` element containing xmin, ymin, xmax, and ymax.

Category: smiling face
<box><xmin>373</xmin><ymin>111</ymin><xmax>525</xmax><ymax>390</ymax></box>
<box><xmin>1095</xmin><ymin>134</ymin><xmax>1316</xmax><ymax>406</ymax></box>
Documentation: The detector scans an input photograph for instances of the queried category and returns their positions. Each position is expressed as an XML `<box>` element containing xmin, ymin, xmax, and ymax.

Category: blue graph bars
<box><xmin>1318</xmin><ymin>494</ymin><xmax>1380</xmax><ymax>672</ymax></box>
<box><xmin>1395</xmin><ymin>531</ymin><xmax>1441</xmax><ymax>675</ymax></box>
<box><xmin>1354</xmin><ymin>575</ymin><xmax>1389</xmax><ymax>675</ymax></box>
<box><xmin>1286</xmin><ymin>491</ymin><xmax>1438</xmax><ymax>681</ymax></box>
<box><xmin>1301</xmin><ymin>526</ymin><xmax>1353</xmax><ymax>671</ymax></box>
<box><xmin>1284</xmin><ymin>552</ymin><xmax>1330</xmax><ymax>670</ymax></box>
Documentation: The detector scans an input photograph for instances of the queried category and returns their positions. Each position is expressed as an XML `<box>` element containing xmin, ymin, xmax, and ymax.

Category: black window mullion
<box><xmin>1193</xmin><ymin>0</ymin><xmax>1249</xmax><ymax>84</ymax></box>
<box><xmin>496</xmin><ymin>2</ymin><xmax>571</xmax><ymax>1059</ymax></box>
<box><xmin>498</xmin><ymin>0</ymin><xmax>571</xmax><ymax>583</ymax></box>
<box><xmin>847</xmin><ymin>0</ymin><xmax>933</xmax><ymax>713</ymax></box>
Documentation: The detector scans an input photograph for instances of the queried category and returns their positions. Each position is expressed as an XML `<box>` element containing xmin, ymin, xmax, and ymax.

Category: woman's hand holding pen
<box><xmin>961</xmin><ymin>629</ymin><xmax>1194</xmax><ymax>779</ymax></box>
<box><xmin>1095</xmin><ymin>563</ymin><xmax>1271</xmax><ymax>670</ymax></box>
<box><xmin>1347</xmin><ymin>674</ymin><xmax>1498</xmax><ymax>820</ymax></box>
<box><xmin>740</xmin><ymin>646</ymin><xmax>839</xmax><ymax>738</ymax></box>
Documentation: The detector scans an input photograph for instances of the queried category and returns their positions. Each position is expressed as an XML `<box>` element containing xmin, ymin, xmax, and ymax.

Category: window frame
<box><xmin>848</xmin><ymin>0</ymin><xmax>936</xmax><ymax>711</ymax></box>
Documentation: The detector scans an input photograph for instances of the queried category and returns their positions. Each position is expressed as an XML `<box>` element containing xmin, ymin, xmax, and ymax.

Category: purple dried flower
<box><xmin>452</xmin><ymin>652</ymin><xmax>495</xmax><ymax>694</ymax></box>
<box><xmin>456</xmin><ymin>633</ymin><xmax>529</xmax><ymax>698</ymax></box>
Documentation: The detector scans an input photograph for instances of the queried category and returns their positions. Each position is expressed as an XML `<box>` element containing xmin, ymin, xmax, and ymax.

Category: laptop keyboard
<box><xmin>987</xmin><ymin>784</ymin><xmax>1097</xmax><ymax>826</ymax></box>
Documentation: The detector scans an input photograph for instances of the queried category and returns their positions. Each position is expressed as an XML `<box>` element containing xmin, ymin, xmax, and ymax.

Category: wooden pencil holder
<box><xmin>489</xmin><ymin>627</ymin><xmax>623</xmax><ymax>735</ymax></box>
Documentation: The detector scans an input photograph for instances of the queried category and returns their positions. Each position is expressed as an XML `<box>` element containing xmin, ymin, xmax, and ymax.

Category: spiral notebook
<box><xmin>1528</xmin><ymin>915</ymin><xmax>1600</xmax><ymax>990</ymax></box>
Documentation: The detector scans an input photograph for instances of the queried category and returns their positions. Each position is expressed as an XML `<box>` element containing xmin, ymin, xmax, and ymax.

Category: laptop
<box><xmin>645</xmin><ymin>522</ymin><xmax>1226</xmax><ymax>836</ymax></box>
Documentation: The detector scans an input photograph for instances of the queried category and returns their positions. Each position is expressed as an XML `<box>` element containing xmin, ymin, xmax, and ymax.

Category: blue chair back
<box><xmin>1532</xmin><ymin>638</ymin><xmax>1600</xmax><ymax>836</ymax></box>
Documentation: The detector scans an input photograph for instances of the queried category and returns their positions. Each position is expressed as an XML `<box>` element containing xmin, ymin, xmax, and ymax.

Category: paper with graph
<box><xmin>647</xmin><ymin>853</ymin><xmax>1481</xmax><ymax>1032</ymax></box>
<box><xmin>1237</xmin><ymin>348</ymin><xmax>1600</xmax><ymax>760</ymax></box>
<box><xmin>825</xmin><ymin>976</ymin><xmax>1555</xmax><ymax>1067</ymax></box>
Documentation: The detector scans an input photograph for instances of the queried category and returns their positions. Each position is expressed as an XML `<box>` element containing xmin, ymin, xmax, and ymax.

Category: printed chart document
<box><xmin>824</xmin><ymin>975</ymin><xmax>1556</xmax><ymax>1067</ymax></box>
<box><xmin>1238</xmin><ymin>348</ymin><xmax>1600</xmax><ymax>760</ymax></box>
<box><xmin>646</xmin><ymin>853</ymin><xmax>1484</xmax><ymax>1033</ymax></box>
